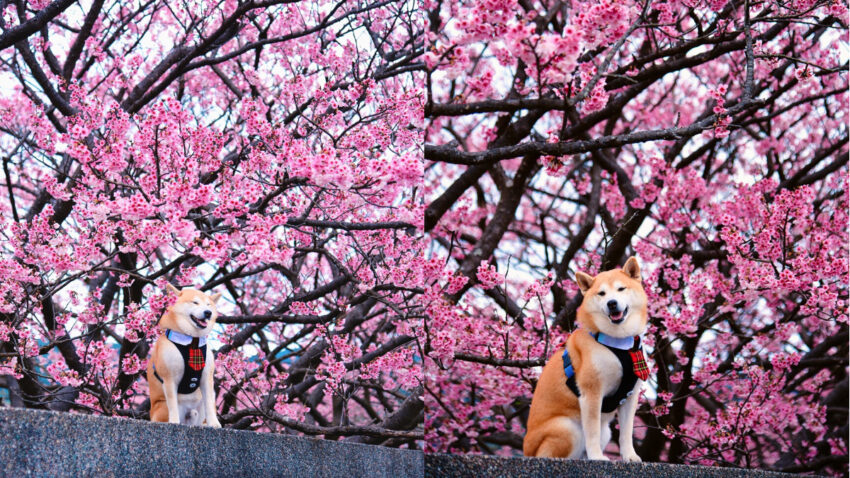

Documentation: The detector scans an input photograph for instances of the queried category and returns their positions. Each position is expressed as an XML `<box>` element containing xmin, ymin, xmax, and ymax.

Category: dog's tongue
<box><xmin>610</xmin><ymin>310</ymin><xmax>622</xmax><ymax>320</ymax></box>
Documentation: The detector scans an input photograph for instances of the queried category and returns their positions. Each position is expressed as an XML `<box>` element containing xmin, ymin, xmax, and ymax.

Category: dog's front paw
<box><xmin>586</xmin><ymin>452</ymin><xmax>610</xmax><ymax>461</ymax></box>
<box><xmin>207</xmin><ymin>418</ymin><xmax>222</xmax><ymax>428</ymax></box>
<box><xmin>621</xmin><ymin>452</ymin><xmax>642</xmax><ymax>463</ymax></box>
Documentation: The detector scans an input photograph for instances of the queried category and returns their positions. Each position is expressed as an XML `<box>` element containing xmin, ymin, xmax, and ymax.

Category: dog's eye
<box><xmin>618</xmin><ymin>287</ymin><xmax>625</xmax><ymax>291</ymax></box>
<box><xmin>193</xmin><ymin>300</ymin><xmax>199</xmax><ymax>305</ymax></box>
<box><xmin>598</xmin><ymin>291</ymin><xmax>606</xmax><ymax>296</ymax></box>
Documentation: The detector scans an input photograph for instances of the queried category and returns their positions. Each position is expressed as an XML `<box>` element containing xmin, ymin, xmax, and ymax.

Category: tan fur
<box><xmin>147</xmin><ymin>285</ymin><xmax>222</xmax><ymax>427</ymax></box>
<box><xmin>524</xmin><ymin>257</ymin><xmax>648</xmax><ymax>461</ymax></box>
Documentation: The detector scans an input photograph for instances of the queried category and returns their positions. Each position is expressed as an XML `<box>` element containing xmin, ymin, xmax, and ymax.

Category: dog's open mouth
<box><xmin>609</xmin><ymin>306</ymin><xmax>628</xmax><ymax>324</ymax></box>
<box><xmin>190</xmin><ymin>314</ymin><xmax>208</xmax><ymax>329</ymax></box>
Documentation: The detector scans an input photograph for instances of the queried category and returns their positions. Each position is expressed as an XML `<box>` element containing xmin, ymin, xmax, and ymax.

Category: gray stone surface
<box><xmin>424</xmin><ymin>453</ymin><xmax>812</xmax><ymax>477</ymax></box>
<box><xmin>0</xmin><ymin>407</ymin><xmax>423</xmax><ymax>478</ymax></box>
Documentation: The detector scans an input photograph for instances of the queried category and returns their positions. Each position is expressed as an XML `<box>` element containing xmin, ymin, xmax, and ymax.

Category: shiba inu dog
<box><xmin>524</xmin><ymin>256</ymin><xmax>649</xmax><ymax>461</ymax></box>
<box><xmin>147</xmin><ymin>284</ymin><xmax>222</xmax><ymax>427</ymax></box>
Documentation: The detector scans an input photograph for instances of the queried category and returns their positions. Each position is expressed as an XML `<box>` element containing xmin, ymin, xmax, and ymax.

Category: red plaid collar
<box><xmin>188</xmin><ymin>346</ymin><xmax>206</xmax><ymax>371</ymax></box>
<box><xmin>592</xmin><ymin>332</ymin><xmax>651</xmax><ymax>381</ymax></box>
<box><xmin>631</xmin><ymin>349</ymin><xmax>650</xmax><ymax>381</ymax></box>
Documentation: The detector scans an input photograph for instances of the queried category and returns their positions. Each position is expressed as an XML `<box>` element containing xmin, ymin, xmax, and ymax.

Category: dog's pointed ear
<box><xmin>165</xmin><ymin>283</ymin><xmax>180</xmax><ymax>295</ymax></box>
<box><xmin>623</xmin><ymin>256</ymin><xmax>641</xmax><ymax>281</ymax></box>
<box><xmin>210</xmin><ymin>292</ymin><xmax>222</xmax><ymax>303</ymax></box>
<box><xmin>575</xmin><ymin>271</ymin><xmax>594</xmax><ymax>294</ymax></box>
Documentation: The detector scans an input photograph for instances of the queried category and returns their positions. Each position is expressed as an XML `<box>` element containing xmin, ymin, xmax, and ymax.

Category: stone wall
<box><xmin>424</xmin><ymin>452</ymin><xmax>811</xmax><ymax>477</ymax></box>
<box><xmin>0</xmin><ymin>408</ymin><xmax>819</xmax><ymax>478</ymax></box>
<box><xmin>0</xmin><ymin>408</ymin><xmax>423</xmax><ymax>477</ymax></box>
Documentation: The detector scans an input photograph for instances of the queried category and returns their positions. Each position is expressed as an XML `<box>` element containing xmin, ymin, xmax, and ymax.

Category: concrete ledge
<box><xmin>424</xmin><ymin>452</ymin><xmax>806</xmax><ymax>478</ymax></box>
<box><xmin>0</xmin><ymin>408</ymin><xmax>423</xmax><ymax>477</ymax></box>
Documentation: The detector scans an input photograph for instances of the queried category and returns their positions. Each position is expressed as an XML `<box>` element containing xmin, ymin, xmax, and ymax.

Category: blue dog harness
<box><xmin>562</xmin><ymin>332</ymin><xmax>648</xmax><ymax>413</ymax></box>
<box><xmin>152</xmin><ymin>330</ymin><xmax>207</xmax><ymax>394</ymax></box>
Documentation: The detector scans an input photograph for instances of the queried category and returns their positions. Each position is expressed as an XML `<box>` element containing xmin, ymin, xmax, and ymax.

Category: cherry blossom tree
<box><xmin>0</xmin><ymin>0</ymin><xmax>424</xmax><ymax>446</ymax></box>
<box><xmin>424</xmin><ymin>0</ymin><xmax>848</xmax><ymax>474</ymax></box>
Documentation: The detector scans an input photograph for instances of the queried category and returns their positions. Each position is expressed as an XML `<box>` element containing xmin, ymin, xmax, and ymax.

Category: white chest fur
<box><xmin>589</xmin><ymin>341</ymin><xmax>624</xmax><ymax>398</ymax></box>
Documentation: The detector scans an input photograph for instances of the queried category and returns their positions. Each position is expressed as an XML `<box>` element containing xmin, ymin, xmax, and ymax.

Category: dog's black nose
<box><xmin>203</xmin><ymin>310</ymin><xmax>212</xmax><ymax>319</ymax></box>
<box><xmin>607</xmin><ymin>300</ymin><xmax>618</xmax><ymax>311</ymax></box>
